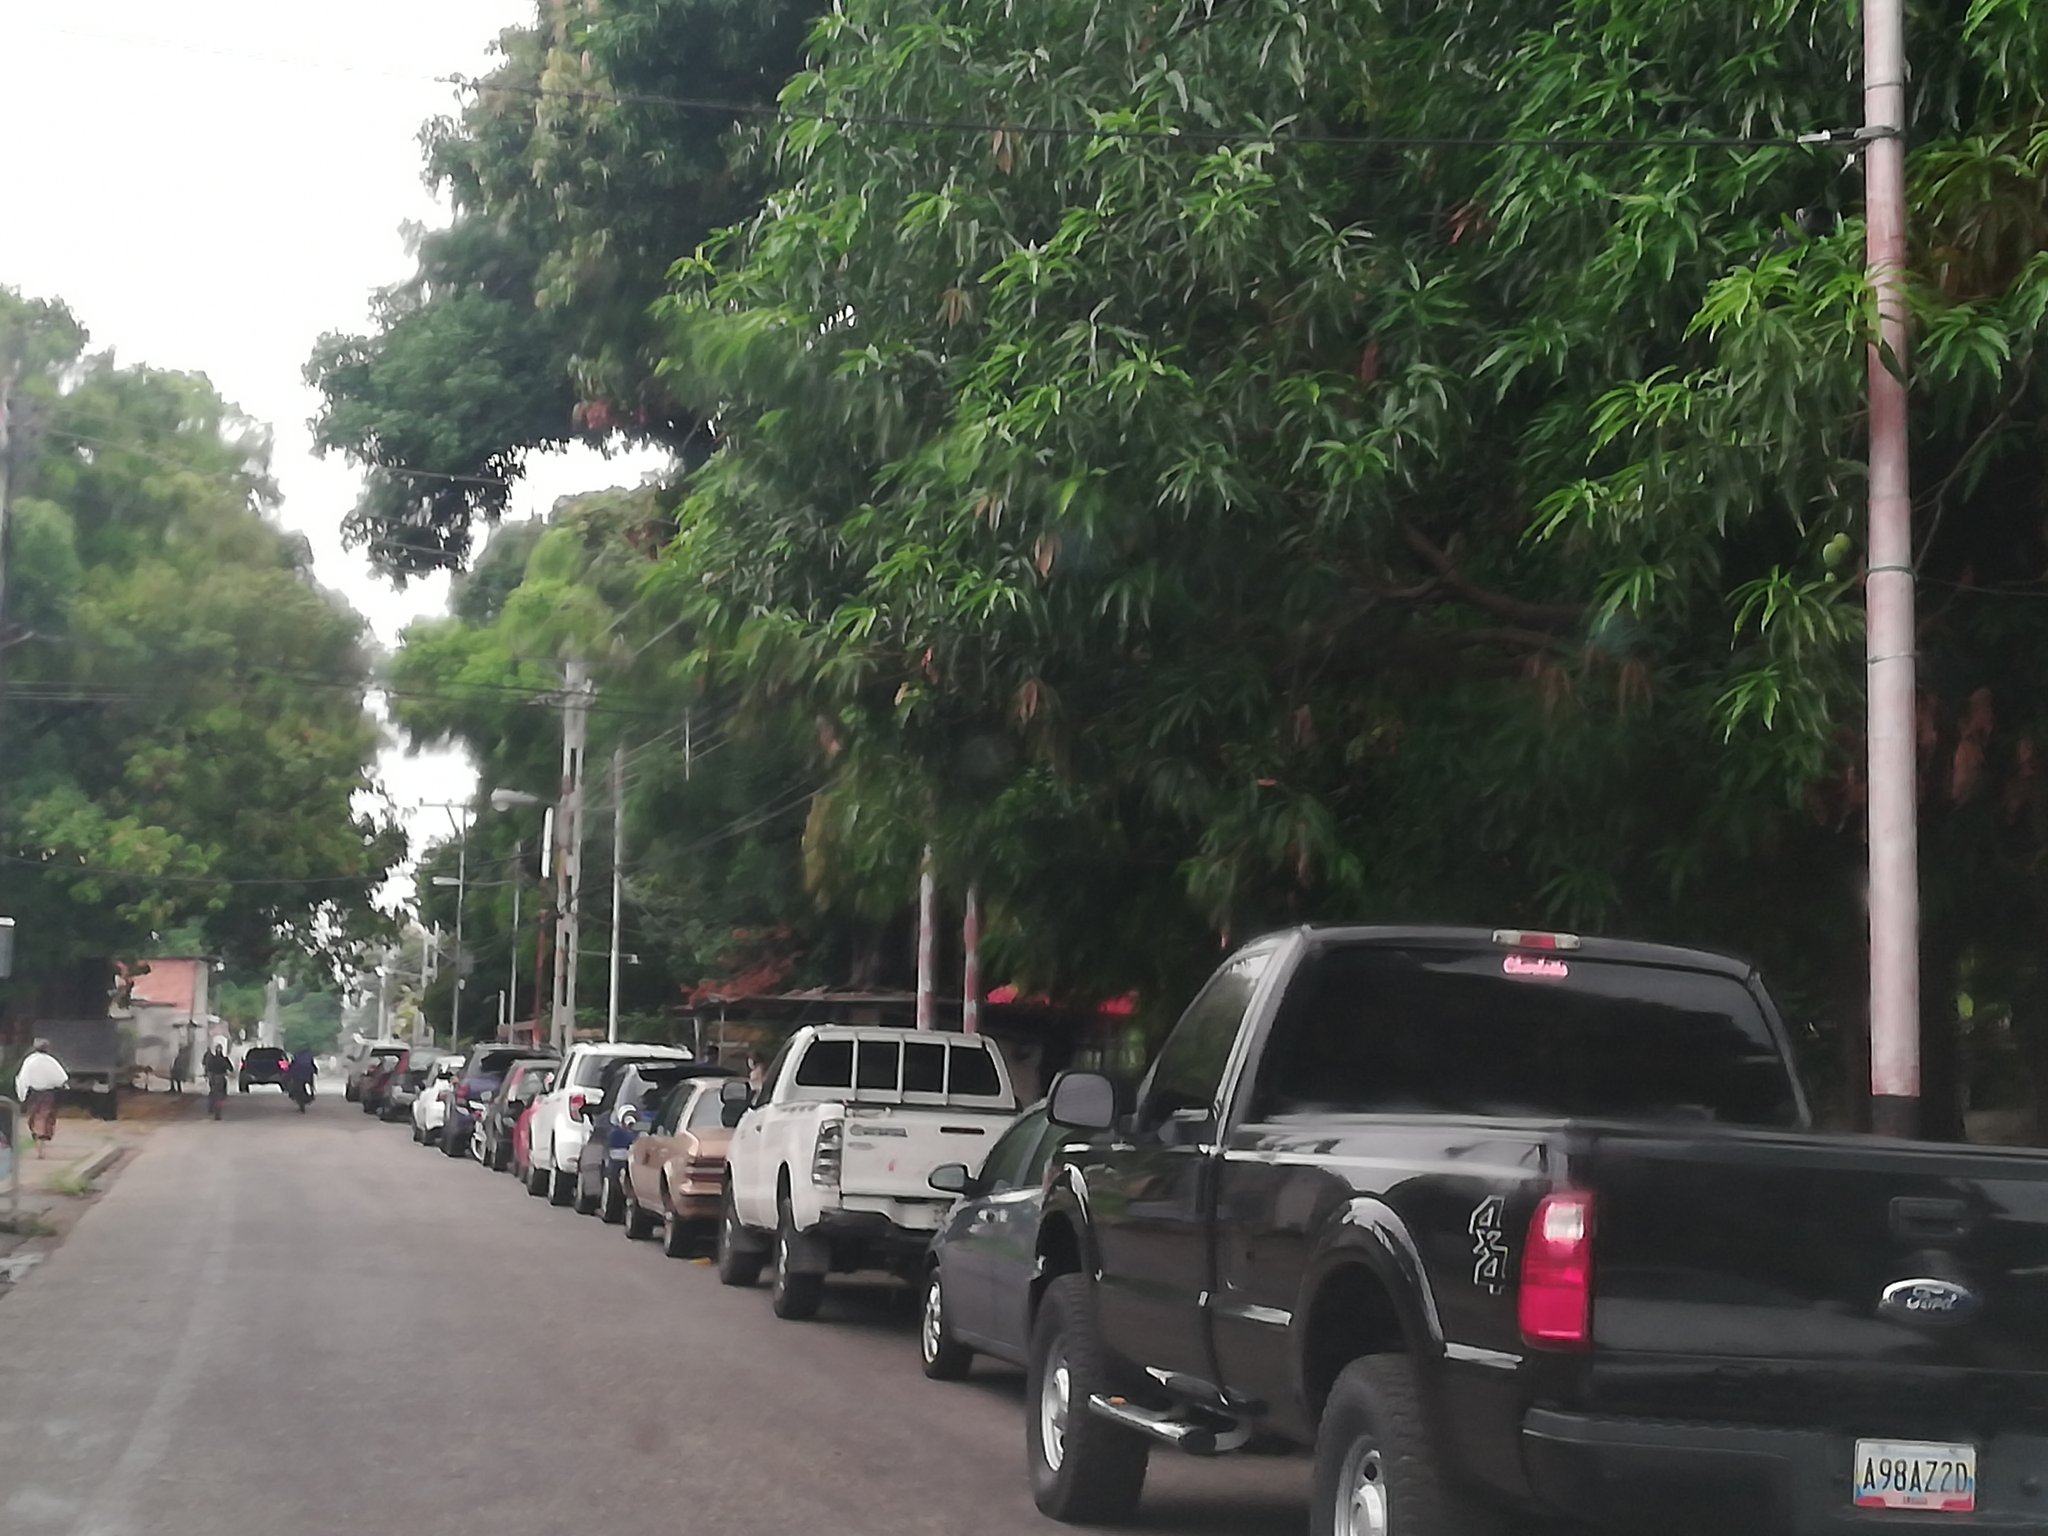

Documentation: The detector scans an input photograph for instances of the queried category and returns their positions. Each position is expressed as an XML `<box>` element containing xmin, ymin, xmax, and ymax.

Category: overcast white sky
<box><xmin>5</xmin><ymin>3</ymin><xmax>666</xmax><ymax>899</ymax></box>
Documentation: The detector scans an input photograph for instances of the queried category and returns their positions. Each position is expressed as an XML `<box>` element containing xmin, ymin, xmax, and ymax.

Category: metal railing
<box><xmin>0</xmin><ymin>1096</ymin><xmax>19</xmax><ymax>1233</ymax></box>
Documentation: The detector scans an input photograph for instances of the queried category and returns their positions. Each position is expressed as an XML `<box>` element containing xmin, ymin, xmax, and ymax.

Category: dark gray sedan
<box><xmin>919</xmin><ymin>1102</ymin><xmax>1065</xmax><ymax>1379</ymax></box>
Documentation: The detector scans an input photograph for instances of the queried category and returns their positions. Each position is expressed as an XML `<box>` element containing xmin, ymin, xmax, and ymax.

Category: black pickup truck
<box><xmin>1024</xmin><ymin>925</ymin><xmax>2048</xmax><ymax>1535</ymax></box>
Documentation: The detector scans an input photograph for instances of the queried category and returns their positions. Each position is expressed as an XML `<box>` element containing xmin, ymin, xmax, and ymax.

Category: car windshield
<box><xmin>685</xmin><ymin>1089</ymin><xmax>728</xmax><ymax>1131</ymax></box>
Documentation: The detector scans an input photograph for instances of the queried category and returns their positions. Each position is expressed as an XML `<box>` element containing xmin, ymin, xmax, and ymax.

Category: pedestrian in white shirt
<box><xmin>14</xmin><ymin>1040</ymin><xmax>70</xmax><ymax>1157</ymax></box>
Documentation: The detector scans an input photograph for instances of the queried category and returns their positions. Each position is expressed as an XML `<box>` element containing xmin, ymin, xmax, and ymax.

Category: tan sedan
<box><xmin>621</xmin><ymin>1075</ymin><xmax>740</xmax><ymax>1256</ymax></box>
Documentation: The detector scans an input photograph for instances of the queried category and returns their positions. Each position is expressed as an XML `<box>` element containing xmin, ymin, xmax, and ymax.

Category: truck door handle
<box><xmin>1891</xmin><ymin>1196</ymin><xmax>1973</xmax><ymax>1242</ymax></box>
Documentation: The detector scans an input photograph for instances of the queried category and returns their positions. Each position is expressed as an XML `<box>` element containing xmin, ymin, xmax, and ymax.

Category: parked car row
<box><xmin>357</xmin><ymin>923</ymin><xmax>2048</xmax><ymax>1536</ymax></box>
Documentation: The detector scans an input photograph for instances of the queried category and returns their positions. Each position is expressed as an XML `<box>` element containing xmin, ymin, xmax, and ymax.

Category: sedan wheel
<box><xmin>920</xmin><ymin>1265</ymin><xmax>973</xmax><ymax>1380</ymax></box>
<box><xmin>599</xmin><ymin>1169</ymin><xmax>626</xmax><ymax>1225</ymax></box>
<box><xmin>661</xmin><ymin>1206</ymin><xmax>693</xmax><ymax>1259</ymax></box>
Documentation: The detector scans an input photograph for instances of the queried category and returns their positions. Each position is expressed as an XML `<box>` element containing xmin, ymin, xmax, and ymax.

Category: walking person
<box><xmin>203</xmin><ymin>1042</ymin><xmax>232</xmax><ymax>1121</ymax></box>
<box><xmin>13</xmin><ymin>1039</ymin><xmax>70</xmax><ymax>1158</ymax></box>
<box><xmin>167</xmin><ymin>1038</ymin><xmax>189</xmax><ymax>1097</ymax></box>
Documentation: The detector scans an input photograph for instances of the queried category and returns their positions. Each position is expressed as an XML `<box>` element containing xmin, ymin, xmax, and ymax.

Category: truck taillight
<box><xmin>1518</xmin><ymin>1192</ymin><xmax>1594</xmax><ymax>1350</ymax></box>
<box><xmin>569</xmin><ymin>1093</ymin><xmax>587</xmax><ymax>1117</ymax></box>
<box><xmin>812</xmin><ymin>1122</ymin><xmax>843</xmax><ymax>1187</ymax></box>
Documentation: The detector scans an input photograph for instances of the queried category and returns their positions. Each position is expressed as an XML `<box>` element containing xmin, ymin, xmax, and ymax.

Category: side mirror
<box><xmin>1047</xmin><ymin>1071</ymin><xmax>1118</xmax><ymax>1132</ymax></box>
<box><xmin>719</xmin><ymin>1079</ymin><xmax>752</xmax><ymax>1110</ymax></box>
<box><xmin>929</xmin><ymin>1163</ymin><xmax>970</xmax><ymax>1196</ymax></box>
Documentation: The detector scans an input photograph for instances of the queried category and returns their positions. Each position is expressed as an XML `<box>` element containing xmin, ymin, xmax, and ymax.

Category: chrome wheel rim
<box><xmin>1039</xmin><ymin>1349</ymin><xmax>1070</xmax><ymax>1473</ymax></box>
<box><xmin>1335</xmin><ymin>1444</ymin><xmax>1389</xmax><ymax>1536</ymax></box>
<box><xmin>922</xmin><ymin>1275</ymin><xmax>945</xmax><ymax>1362</ymax></box>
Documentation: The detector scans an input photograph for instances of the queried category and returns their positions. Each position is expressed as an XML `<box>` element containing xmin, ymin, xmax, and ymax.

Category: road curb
<box><xmin>77</xmin><ymin>1144</ymin><xmax>125</xmax><ymax>1182</ymax></box>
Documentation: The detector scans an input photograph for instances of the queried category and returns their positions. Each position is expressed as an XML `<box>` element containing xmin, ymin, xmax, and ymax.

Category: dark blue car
<box><xmin>918</xmin><ymin>1102</ymin><xmax>1064</xmax><ymax>1380</ymax></box>
<box><xmin>441</xmin><ymin>1045</ymin><xmax>556</xmax><ymax>1159</ymax></box>
<box><xmin>574</xmin><ymin>1059</ymin><xmax>731</xmax><ymax>1222</ymax></box>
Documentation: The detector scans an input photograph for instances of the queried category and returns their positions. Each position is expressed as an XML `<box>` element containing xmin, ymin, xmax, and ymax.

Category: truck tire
<box><xmin>442</xmin><ymin>1123</ymin><xmax>465</xmax><ymax>1158</ymax></box>
<box><xmin>717</xmin><ymin>1186</ymin><xmax>766</xmax><ymax>1287</ymax></box>
<box><xmin>770</xmin><ymin>1201</ymin><xmax>826</xmax><ymax>1320</ymax></box>
<box><xmin>920</xmin><ymin>1263</ymin><xmax>974</xmax><ymax>1380</ymax></box>
<box><xmin>526</xmin><ymin>1160</ymin><xmax>549</xmax><ymax>1198</ymax></box>
<box><xmin>573</xmin><ymin>1167</ymin><xmax>601</xmax><ymax>1216</ymax></box>
<box><xmin>1027</xmin><ymin>1274</ymin><xmax>1149</xmax><ymax>1523</ymax></box>
<box><xmin>1310</xmin><ymin>1355</ymin><xmax>1504</xmax><ymax>1536</ymax></box>
<box><xmin>548</xmin><ymin>1147</ymin><xmax>576</xmax><ymax>1206</ymax></box>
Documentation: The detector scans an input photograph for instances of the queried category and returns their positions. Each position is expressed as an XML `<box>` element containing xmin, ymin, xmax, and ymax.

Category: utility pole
<box><xmin>505</xmin><ymin>840</ymin><xmax>522</xmax><ymax>1043</ymax></box>
<box><xmin>608</xmin><ymin>742</ymin><xmax>625</xmax><ymax>1044</ymax></box>
<box><xmin>450</xmin><ymin>837</ymin><xmax>466</xmax><ymax>1052</ymax></box>
<box><xmin>962</xmin><ymin>884</ymin><xmax>982</xmax><ymax>1035</ymax></box>
<box><xmin>551</xmin><ymin>659</ymin><xmax>591</xmax><ymax>1055</ymax></box>
<box><xmin>916</xmin><ymin>847</ymin><xmax>936</xmax><ymax>1031</ymax></box>
<box><xmin>0</xmin><ymin>358</ymin><xmax>17</xmax><ymax>717</ymax></box>
<box><xmin>1864</xmin><ymin>0</ymin><xmax>1919</xmax><ymax>1137</ymax></box>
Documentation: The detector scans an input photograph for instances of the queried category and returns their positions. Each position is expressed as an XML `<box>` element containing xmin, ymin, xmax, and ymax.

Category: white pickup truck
<box><xmin>718</xmin><ymin>1025</ymin><xmax>1019</xmax><ymax>1320</ymax></box>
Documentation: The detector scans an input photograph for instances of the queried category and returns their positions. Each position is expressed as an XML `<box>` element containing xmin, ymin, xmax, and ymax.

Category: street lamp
<box><xmin>431</xmin><ymin>862</ymin><xmax>466</xmax><ymax>1053</ymax></box>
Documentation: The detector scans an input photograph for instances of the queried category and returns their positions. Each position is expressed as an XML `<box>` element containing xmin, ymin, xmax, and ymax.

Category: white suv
<box><xmin>526</xmin><ymin>1042</ymin><xmax>692</xmax><ymax>1204</ymax></box>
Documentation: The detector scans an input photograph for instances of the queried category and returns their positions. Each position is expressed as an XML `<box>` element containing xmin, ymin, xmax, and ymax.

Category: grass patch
<box><xmin>0</xmin><ymin>1213</ymin><xmax>57</xmax><ymax>1237</ymax></box>
<box><xmin>46</xmin><ymin>1170</ymin><xmax>97</xmax><ymax>1198</ymax></box>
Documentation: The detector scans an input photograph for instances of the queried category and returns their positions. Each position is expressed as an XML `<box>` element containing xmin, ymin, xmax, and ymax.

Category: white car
<box><xmin>720</xmin><ymin>1026</ymin><xmax>1017</xmax><ymax>1320</ymax></box>
<box><xmin>410</xmin><ymin>1057</ymin><xmax>460</xmax><ymax>1144</ymax></box>
<box><xmin>525</xmin><ymin>1042</ymin><xmax>692</xmax><ymax>1204</ymax></box>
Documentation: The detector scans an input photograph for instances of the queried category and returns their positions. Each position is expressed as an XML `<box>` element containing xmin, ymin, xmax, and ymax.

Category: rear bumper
<box><xmin>813</xmin><ymin>1207</ymin><xmax>932</xmax><ymax>1268</ymax></box>
<box><xmin>671</xmin><ymin>1193</ymin><xmax>720</xmax><ymax>1222</ymax></box>
<box><xmin>1523</xmin><ymin>1409</ymin><xmax>2048</xmax><ymax>1533</ymax></box>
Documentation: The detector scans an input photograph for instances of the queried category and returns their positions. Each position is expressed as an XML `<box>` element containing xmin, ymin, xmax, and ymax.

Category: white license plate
<box><xmin>1854</xmin><ymin>1440</ymin><xmax>1977</xmax><ymax>1513</ymax></box>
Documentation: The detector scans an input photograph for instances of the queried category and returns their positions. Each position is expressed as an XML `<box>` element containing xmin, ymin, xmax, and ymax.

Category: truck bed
<box><xmin>1564</xmin><ymin>1123</ymin><xmax>2048</xmax><ymax>1424</ymax></box>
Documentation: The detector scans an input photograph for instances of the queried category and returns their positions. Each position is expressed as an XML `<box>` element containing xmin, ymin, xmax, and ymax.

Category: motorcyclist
<box><xmin>287</xmin><ymin>1047</ymin><xmax>317</xmax><ymax>1098</ymax></box>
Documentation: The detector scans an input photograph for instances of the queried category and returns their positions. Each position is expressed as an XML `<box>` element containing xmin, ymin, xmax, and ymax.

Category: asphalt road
<box><xmin>0</xmin><ymin>1089</ymin><xmax>1304</xmax><ymax>1536</ymax></box>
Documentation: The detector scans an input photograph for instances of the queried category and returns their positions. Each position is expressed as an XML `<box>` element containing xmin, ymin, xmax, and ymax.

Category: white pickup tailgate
<box><xmin>839</xmin><ymin>1104</ymin><xmax>1007</xmax><ymax>1204</ymax></box>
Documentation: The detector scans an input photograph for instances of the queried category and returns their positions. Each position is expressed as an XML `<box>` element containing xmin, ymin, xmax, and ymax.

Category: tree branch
<box><xmin>1400</xmin><ymin>524</ymin><xmax>1584</xmax><ymax>629</ymax></box>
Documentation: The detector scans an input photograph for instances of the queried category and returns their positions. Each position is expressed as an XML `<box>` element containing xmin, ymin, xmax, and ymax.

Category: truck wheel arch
<box><xmin>1029</xmin><ymin>1194</ymin><xmax>1097</xmax><ymax>1327</ymax></box>
<box><xmin>1298</xmin><ymin>1261</ymin><xmax>1415</xmax><ymax>1418</ymax></box>
<box><xmin>1297</xmin><ymin>1203</ymin><xmax>1444</xmax><ymax>1418</ymax></box>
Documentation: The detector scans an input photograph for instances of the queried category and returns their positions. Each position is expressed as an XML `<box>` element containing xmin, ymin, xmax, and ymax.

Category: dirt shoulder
<box><xmin>0</xmin><ymin>1089</ymin><xmax>199</xmax><ymax>1295</ymax></box>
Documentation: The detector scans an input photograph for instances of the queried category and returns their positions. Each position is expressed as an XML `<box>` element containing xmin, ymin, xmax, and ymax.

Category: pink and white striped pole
<box><xmin>916</xmin><ymin>847</ymin><xmax>937</xmax><ymax>1031</ymax></box>
<box><xmin>962</xmin><ymin>884</ymin><xmax>982</xmax><ymax>1035</ymax></box>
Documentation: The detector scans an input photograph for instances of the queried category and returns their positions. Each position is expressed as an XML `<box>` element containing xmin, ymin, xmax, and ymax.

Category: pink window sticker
<box><xmin>1503</xmin><ymin>955</ymin><xmax>1570</xmax><ymax>980</ymax></box>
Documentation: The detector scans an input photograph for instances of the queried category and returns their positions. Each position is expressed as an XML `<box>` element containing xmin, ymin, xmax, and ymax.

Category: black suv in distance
<box><xmin>238</xmin><ymin>1047</ymin><xmax>290</xmax><ymax>1093</ymax></box>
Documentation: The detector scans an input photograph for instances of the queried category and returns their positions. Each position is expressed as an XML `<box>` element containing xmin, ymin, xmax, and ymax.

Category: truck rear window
<box><xmin>1248</xmin><ymin>946</ymin><xmax>1800</xmax><ymax>1128</ymax></box>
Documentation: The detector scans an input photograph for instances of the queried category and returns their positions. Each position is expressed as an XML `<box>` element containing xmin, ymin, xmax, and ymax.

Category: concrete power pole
<box><xmin>608</xmin><ymin>742</ymin><xmax>625</xmax><ymax>1044</ymax></box>
<box><xmin>915</xmin><ymin>847</ymin><xmax>936</xmax><ymax>1031</ymax></box>
<box><xmin>1864</xmin><ymin>0</ymin><xmax>1919</xmax><ymax>1137</ymax></box>
<box><xmin>550</xmin><ymin>660</ymin><xmax>592</xmax><ymax>1055</ymax></box>
<box><xmin>0</xmin><ymin>360</ymin><xmax>16</xmax><ymax>716</ymax></box>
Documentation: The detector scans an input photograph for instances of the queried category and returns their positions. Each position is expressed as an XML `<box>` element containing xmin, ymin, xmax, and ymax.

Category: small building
<box><xmin>124</xmin><ymin>956</ymin><xmax>217</xmax><ymax>1086</ymax></box>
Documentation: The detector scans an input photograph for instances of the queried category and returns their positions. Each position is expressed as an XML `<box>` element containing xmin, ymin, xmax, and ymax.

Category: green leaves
<box><xmin>1</xmin><ymin>295</ymin><xmax>400</xmax><ymax>986</ymax></box>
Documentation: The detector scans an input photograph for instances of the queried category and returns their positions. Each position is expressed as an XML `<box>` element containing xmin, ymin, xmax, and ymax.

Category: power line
<box><xmin>0</xmin><ymin>852</ymin><xmax>386</xmax><ymax>887</ymax></box>
<box><xmin>448</xmin><ymin>74</ymin><xmax>1866</xmax><ymax>155</ymax></box>
<box><xmin>19</xmin><ymin>20</ymin><xmax>1865</xmax><ymax>157</ymax></box>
